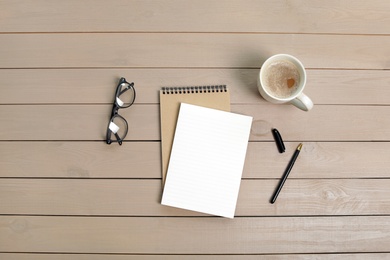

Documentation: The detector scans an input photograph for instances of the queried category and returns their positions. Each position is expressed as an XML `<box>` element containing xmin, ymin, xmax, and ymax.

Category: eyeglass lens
<box><xmin>116</xmin><ymin>80</ymin><xmax>135</xmax><ymax>108</ymax></box>
<box><xmin>108</xmin><ymin>115</ymin><xmax>128</xmax><ymax>144</ymax></box>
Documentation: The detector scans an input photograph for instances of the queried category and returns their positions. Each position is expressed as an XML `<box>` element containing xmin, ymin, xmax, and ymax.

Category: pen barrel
<box><xmin>283</xmin><ymin>150</ymin><xmax>300</xmax><ymax>178</ymax></box>
<box><xmin>270</xmin><ymin>149</ymin><xmax>300</xmax><ymax>203</ymax></box>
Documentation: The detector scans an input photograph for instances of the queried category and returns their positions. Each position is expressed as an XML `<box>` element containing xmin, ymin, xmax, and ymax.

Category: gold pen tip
<box><xmin>297</xmin><ymin>143</ymin><xmax>303</xmax><ymax>151</ymax></box>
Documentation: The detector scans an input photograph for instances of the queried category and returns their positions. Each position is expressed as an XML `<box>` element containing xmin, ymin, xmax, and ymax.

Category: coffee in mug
<box><xmin>257</xmin><ymin>54</ymin><xmax>313</xmax><ymax>111</ymax></box>
<box><xmin>262</xmin><ymin>60</ymin><xmax>300</xmax><ymax>99</ymax></box>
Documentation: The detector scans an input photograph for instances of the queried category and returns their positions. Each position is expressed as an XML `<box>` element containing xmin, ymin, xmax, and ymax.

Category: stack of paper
<box><xmin>161</xmin><ymin>103</ymin><xmax>252</xmax><ymax>218</ymax></box>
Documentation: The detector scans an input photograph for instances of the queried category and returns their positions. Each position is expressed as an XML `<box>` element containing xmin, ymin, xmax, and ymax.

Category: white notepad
<box><xmin>161</xmin><ymin>103</ymin><xmax>253</xmax><ymax>218</ymax></box>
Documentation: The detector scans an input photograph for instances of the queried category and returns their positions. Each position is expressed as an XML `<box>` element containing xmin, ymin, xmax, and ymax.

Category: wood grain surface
<box><xmin>1</xmin><ymin>0</ymin><xmax>389</xmax><ymax>258</ymax></box>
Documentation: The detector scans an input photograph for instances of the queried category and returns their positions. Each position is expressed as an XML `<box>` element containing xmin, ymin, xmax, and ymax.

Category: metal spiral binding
<box><xmin>162</xmin><ymin>85</ymin><xmax>227</xmax><ymax>94</ymax></box>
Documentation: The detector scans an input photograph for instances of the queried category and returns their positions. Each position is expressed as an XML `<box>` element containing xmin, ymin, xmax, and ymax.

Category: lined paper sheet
<box><xmin>161</xmin><ymin>103</ymin><xmax>253</xmax><ymax>218</ymax></box>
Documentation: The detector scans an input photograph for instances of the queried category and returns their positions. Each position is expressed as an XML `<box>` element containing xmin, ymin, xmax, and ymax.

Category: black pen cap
<box><xmin>272</xmin><ymin>128</ymin><xmax>285</xmax><ymax>153</ymax></box>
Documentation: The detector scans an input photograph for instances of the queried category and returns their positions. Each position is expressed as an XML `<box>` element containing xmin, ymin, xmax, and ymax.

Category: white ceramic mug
<box><xmin>257</xmin><ymin>54</ymin><xmax>313</xmax><ymax>111</ymax></box>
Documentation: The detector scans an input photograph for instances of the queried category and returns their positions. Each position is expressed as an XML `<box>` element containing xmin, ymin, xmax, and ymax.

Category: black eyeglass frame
<box><xmin>106</xmin><ymin>77</ymin><xmax>136</xmax><ymax>145</ymax></box>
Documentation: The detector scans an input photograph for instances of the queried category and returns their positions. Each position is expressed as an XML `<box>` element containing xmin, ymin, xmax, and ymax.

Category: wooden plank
<box><xmin>1</xmin><ymin>104</ymin><xmax>390</xmax><ymax>141</ymax></box>
<box><xmin>245</xmin><ymin>142</ymin><xmax>390</xmax><ymax>179</ymax></box>
<box><xmin>1</xmin><ymin>142</ymin><xmax>389</xmax><ymax>179</ymax></box>
<box><xmin>1</xmin><ymin>253</ymin><xmax>390</xmax><ymax>260</ymax></box>
<box><xmin>238</xmin><ymin>105</ymin><xmax>390</xmax><ymax>141</ymax></box>
<box><xmin>0</xmin><ymin>142</ymin><xmax>161</xmax><ymax>178</ymax></box>
<box><xmin>1</xmin><ymin>69</ymin><xmax>390</xmax><ymax>105</ymax></box>
<box><xmin>306</xmin><ymin>69</ymin><xmax>390</xmax><ymax>105</ymax></box>
<box><xmin>1</xmin><ymin>34</ymin><xmax>390</xmax><ymax>69</ymax></box>
<box><xmin>1</xmin><ymin>179</ymin><xmax>389</xmax><ymax>216</ymax></box>
<box><xmin>0</xmin><ymin>104</ymin><xmax>159</xmax><ymax>141</ymax></box>
<box><xmin>1</xmin><ymin>216</ymin><xmax>389</xmax><ymax>254</ymax></box>
<box><xmin>1</xmin><ymin>0</ymin><xmax>390</xmax><ymax>34</ymax></box>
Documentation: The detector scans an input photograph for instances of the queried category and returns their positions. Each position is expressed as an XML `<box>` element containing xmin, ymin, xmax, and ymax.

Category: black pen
<box><xmin>270</xmin><ymin>143</ymin><xmax>303</xmax><ymax>204</ymax></box>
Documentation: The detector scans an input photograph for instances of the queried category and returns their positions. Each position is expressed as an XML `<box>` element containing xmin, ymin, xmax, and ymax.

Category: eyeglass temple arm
<box><xmin>115</xmin><ymin>132</ymin><xmax>123</xmax><ymax>145</ymax></box>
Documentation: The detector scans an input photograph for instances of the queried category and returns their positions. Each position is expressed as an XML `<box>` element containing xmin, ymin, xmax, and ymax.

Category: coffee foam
<box><xmin>263</xmin><ymin>60</ymin><xmax>300</xmax><ymax>99</ymax></box>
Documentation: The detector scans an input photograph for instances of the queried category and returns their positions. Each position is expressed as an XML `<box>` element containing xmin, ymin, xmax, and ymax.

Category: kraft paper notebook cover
<box><xmin>161</xmin><ymin>103</ymin><xmax>253</xmax><ymax>218</ymax></box>
<box><xmin>159</xmin><ymin>86</ymin><xmax>230</xmax><ymax>183</ymax></box>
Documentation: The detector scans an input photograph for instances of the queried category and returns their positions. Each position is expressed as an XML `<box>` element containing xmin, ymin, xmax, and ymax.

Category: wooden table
<box><xmin>1</xmin><ymin>1</ymin><xmax>390</xmax><ymax>259</ymax></box>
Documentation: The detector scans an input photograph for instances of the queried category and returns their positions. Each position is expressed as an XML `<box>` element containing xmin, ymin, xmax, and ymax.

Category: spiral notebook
<box><xmin>161</xmin><ymin>103</ymin><xmax>252</xmax><ymax>218</ymax></box>
<box><xmin>159</xmin><ymin>86</ymin><xmax>230</xmax><ymax>184</ymax></box>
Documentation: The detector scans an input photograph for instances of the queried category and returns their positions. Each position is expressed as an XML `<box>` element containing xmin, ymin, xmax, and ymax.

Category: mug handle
<box><xmin>289</xmin><ymin>92</ymin><xmax>313</xmax><ymax>111</ymax></box>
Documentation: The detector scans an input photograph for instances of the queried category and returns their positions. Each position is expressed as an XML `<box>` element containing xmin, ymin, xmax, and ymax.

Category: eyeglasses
<box><xmin>106</xmin><ymin>77</ymin><xmax>136</xmax><ymax>145</ymax></box>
